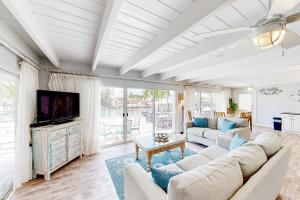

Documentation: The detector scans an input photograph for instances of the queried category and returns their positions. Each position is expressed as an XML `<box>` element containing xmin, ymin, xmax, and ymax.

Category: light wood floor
<box><xmin>10</xmin><ymin>126</ymin><xmax>299</xmax><ymax>200</ymax></box>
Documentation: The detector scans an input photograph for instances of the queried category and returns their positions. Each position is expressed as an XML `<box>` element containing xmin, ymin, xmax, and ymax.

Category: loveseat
<box><xmin>125</xmin><ymin>132</ymin><xmax>291</xmax><ymax>200</ymax></box>
<box><xmin>186</xmin><ymin>116</ymin><xmax>251</xmax><ymax>146</ymax></box>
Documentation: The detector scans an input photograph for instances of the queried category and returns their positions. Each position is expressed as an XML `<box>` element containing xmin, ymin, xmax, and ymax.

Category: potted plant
<box><xmin>228</xmin><ymin>98</ymin><xmax>238</xmax><ymax>114</ymax></box>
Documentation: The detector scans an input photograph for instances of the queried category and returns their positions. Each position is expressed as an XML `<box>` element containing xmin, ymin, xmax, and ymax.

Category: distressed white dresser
<box><xmin>31</xmin><ymin>120</ymin><xmax>82</xmax><ymax>180</ymax></box>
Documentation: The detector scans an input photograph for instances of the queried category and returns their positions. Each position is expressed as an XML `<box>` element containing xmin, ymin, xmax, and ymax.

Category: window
<box><xmin>0</xmin><ymin>71</ymin><xmax>17</xmax><ymax>199</ymax></box>
<box><xmin>194</xmin><ymin>92</ymin><xmax>223</xmax><ymax>117</ymax></box>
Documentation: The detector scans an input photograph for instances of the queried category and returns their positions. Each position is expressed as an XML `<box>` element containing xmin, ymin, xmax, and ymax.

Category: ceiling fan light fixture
<box><xmin>252</xmin><ymin>20</ymin><xmax>286</xmax><ymax>49</ymax></box>
<box><xmin>252</xmin><ymin>29</ymin><xmax>286</xmax><ymax>49</ymax></box>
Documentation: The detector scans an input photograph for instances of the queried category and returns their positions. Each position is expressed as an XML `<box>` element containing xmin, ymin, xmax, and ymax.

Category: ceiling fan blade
<box><xmin>286</xmin><ymin>12</ymin><xmax>300</xmax><ymax>24</ymax></box>
<box><xmin>194</xmin><ymin>27</ymin><xmax>251</xmax><ymax>38</ymax></box>
<box><xmin>282</xmin><ymin>29</ymin><xmax>300</xmax><ymax>49</ymax></box>
<box><xmin>268</xmin><ymin>0</ymin><xmax>300</xmax><ymax>18</ymax></box>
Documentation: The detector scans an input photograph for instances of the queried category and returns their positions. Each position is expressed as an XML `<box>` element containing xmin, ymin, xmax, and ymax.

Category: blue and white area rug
<box><xmin>105</xmin><ymin>148</ymin><xmax>196</xmax><ymax>200</ymax></box>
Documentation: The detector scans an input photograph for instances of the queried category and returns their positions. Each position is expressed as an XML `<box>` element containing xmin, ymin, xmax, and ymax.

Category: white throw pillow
<box><xmin>207</xmin><ymin>117</ymin><xmax>218</xmax><ymax>129</ymax></box>
<box><xmin>168</xmin><ymin>156</ymin><xmax>243</xmax><ymax>200</ymax></box>
<box><xmin>217</xmin><ymin>117</ymin><xmax>225</xmax><ymax>130</ymax></box>
<box><xmin>227</xmin><ymin>143</ymin><xmax>267</xmax><ymax>179</ymax></box>
<box><xmin>254</xmin><ymin>132</ymin><xmax>282</xmax><ymax>157</ymax></box>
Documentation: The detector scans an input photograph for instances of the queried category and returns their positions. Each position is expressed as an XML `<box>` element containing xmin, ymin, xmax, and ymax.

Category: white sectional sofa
<box><xmin>186</xmin><ymin>117</ymin><xmax>251</xmax><ymax>146</ymax></box>
<box><xmin>125</xmin><ymin>132</ymin><xmax>291</xmax><ymax>200</ymax></box>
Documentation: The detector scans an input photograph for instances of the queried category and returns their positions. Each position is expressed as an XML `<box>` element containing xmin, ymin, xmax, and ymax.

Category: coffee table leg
<box><xmin>135</xmin><ymin>144</ymin><xmax>139</xmax><ymax>160</ymax></box>
<box><xmin>147</xmin><ymin>151</ymin><xmax>153</xmax><ymax>172</ymax></box>
<box><xmin>180</xmin><ymin>142</ymin><xmax>185</xmax><ymax>159</ymax></box>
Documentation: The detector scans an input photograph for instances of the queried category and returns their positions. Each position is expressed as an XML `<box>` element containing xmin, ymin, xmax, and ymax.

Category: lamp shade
<box><xmin>252</xmin><ymin>29</ymin><xmax>286</xmax><ymax>49</ymax></box>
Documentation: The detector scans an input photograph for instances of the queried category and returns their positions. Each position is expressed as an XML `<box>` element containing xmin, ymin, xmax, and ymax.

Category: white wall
<box><xmin>255</xmin><ymin>84</ymin><xmax>300</xmax><ymax>127</ymax></box>
<box><xmin>232</xmin><ymin>84</ymin><xmax>300</xmax><ymax>127</ymax></box>
<box><xmin>0</xmin><ymin>45</ymin><xmax>20</xmax><ymax>75</ymax></box>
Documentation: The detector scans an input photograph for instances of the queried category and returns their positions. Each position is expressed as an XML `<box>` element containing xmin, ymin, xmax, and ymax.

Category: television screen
<box><xmin>37</xmin><ymin>90</ymin><xmax>80</xmax><ymax>123</ymax></box>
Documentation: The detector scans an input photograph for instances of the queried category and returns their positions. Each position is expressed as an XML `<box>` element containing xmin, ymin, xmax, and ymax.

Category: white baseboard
<box><xmin>254</xmin><ymin>123</ymin><xmax>273</xmax><ymax>128</ymax></box>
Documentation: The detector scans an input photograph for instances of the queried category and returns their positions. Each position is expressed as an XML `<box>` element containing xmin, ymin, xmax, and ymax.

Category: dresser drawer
<box><xmin>49</xmin><ymin>128</ymin><xmax>67</xmax><ymax>140</ymax></box>
<box><xmin>69</xmin><ymin>125</ymin><xmax>80</xmax><ymax>134</ymax></box>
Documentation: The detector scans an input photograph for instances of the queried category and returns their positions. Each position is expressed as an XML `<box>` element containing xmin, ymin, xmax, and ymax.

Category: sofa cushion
<box><xmin>221</xmin><ymin>119</ymin><xmax>237</xmax><ymax>132</ymax></box>
<box><xmin>204</xmin><ymin>130</ymin><xmax>222</xmax><ymax>141</ymax></box>
<box><xmin>199</xmin><ymin>145</ymin><xmax>229</xmax><ymax>160</ymax></box>
<box><xmin>227</xmin><ymin>117</ymin><xmax>249</xmax><ymax>128</ymax></box>
<box><xmin>168</xmin><ymin>156</ymin><xmax>243</xmax><ymax>200</ymax></box>
<box><xmin>229</xmin><ymin>134</ymin><xmax>247</xmax><ymax>151</ymax></box>
<box><xmin>151</xmin><ymin>164</ymin><xmax>183</xmax><ymax>192</ymax></box>
<box><xmin>217</xmin><ymin>117</ymin><xmax>225</xmax><ymax>130</ymax></box>
<box><xmin>176</xmin><ymin>154</ymin><xmax>210</xmax><ymax>171</ymax></box>
<box><xmin>254</xmin><ymin>132</ymin><xmax>282</xmax><ymax>157</ymax></box>
<box><xmin>193</xmin><ymin>117</ymin><xmax>208</xmax><ymax>128</ymax></box>
<box><xmin>207</xmin><ymin>117</ymin><xmax>218</xmax><ymax>129</ymax></box>
<box><xmin>187</xmin><ymin>127</ymin><xmax>210</xmax><ymax>137</ymax></box>
<box><xmin>227</xmin><ymin>143</ymin><xmax>267</xmax><ymax>179</ymax></box>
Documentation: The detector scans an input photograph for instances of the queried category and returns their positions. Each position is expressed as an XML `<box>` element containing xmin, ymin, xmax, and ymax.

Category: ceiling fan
<box><xmin>195</xmin><ymin>0</ymin><xmax>300</xmax><ymax>50</ymax></box>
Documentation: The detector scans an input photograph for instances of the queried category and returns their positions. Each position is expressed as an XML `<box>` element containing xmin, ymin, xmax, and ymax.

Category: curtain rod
<box><xmin>46</xmin><ymin>68</ymin><xmax>184</xmax><ymax>86</ymax></box>
<box><xmin>0</xmin><ymin>37</ymin><xmax>40</xmax><ymax>69</ymax></box>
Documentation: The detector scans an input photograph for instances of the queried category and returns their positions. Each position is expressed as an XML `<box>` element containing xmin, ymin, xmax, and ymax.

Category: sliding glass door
<box><xmin>154</xmin><ymin>89</ymin><xmax>175</xmax><ymax>133</ymax></box>
<box><xmin>99</xmin><ymin>87</ymin><xmax>176</xmax><ymax>146</ymax></box>
<box><xmin>99</xmin><ymin>87</ymin><xmax>124</xmax><ymax>146</ymax></box>
<box><xmin>127</xmin><ymin>88</ymin><xmax>153</xmax><ymax>141</ymax></box>
<box><xmin>0</xmin><ymin>71</ymin><xmax>17</xmax><ymax>199</ymax></box>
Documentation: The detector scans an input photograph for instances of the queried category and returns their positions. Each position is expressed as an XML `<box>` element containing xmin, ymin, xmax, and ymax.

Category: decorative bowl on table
<box><xmin>153</xmin><ymin>133</ymin><xmax>169</xmax><ymax>143</ymax></box>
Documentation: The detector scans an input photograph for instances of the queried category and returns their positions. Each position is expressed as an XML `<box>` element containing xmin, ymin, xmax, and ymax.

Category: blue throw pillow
<box><xmin>151</xmin><ymin>167</ymin><xmax>183</xmax><ymax>192</ymax></box>
<box><xmin>221</xmin><ymin>119</ymin><xmax>237</xmax><ymax>132</ymax></box>
<box><xmin>193</xmin><ymin>117</ymin><xmax>208</xmax><ymax>128</ymax></box>
<box><xmin>229</xmin><ymin>134</ymin><xmax>247</xmax><ymax>151</ymax></box>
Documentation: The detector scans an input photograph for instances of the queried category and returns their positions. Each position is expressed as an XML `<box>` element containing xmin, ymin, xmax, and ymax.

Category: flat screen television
<box><xmin>37</xmin><ymin>90</ymin><xmax>80</xmax><ymax>123</ymax></box>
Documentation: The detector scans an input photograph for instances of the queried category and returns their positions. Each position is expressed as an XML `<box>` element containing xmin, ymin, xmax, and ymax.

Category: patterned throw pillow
<box><xmin>151</xmin><ymin>167</ymin><xmax>183</xmax><ymax>192</ymax></box>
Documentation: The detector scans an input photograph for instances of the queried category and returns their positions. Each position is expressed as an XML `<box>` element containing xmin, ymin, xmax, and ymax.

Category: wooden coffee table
<box><xmin>134</xmin><ymin>134</ymin><xmax>186</xmax><ymax>172</ymax></box>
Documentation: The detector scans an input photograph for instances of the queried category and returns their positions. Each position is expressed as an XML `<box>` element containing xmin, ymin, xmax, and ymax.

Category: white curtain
<box><xmin>184</xmin><ymin>86</ymin><xmax>196</xmax><ymax>119</ymax></box>
<box><xmin>14</xmin><ymin>61</ymin><xmax>39</xmax><ymax>189</ymax></box>
<box><xmin>48</xmin><ymin>73</ymin><xmax>100</xmax><ymax>155</ymax></box>
<box><xmin>183</xmin><ymin>86</ymin><xmax>196</xmax><ymax>134</ymax></box>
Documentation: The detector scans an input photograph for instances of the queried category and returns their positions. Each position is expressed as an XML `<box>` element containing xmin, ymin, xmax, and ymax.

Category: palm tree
<box><xmin>142</xmin><ymin>89</ymin><xmax>170</xmax><ymax>100</ymax></box>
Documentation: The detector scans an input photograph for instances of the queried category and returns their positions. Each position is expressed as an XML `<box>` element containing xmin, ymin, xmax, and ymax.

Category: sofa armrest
<box><xmin>226</xmin><ymin>127</ymin><xmax>251</xmax><ymax>139</ymax></box>
<box><xmin>184</xmin><ymin>121</ymin><xmax>193</xmax><ymax>135</ymax></box>
<box><xmin>186</xmin><ymin>121</ymin><xmax>193</xmax><ymax>129</ymax></box>
<box><xmin>125</xmin><ymin>163</ymin><xmax>167</xmax><ymax>200</ymax></box>
<box><xmin>216</xmin><ymin>135</ymin><xmax>232</xmax><ymax>150</ymax></box>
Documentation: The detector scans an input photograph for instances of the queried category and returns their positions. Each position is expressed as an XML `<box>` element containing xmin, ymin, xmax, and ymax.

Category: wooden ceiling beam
<box><xmin>161</xmin><ymin>43</ymin><xmax>259</xmax><ymax>80</ymax></box>
<box><xmin>142</xmin><ymin>31</ymin><xmax>250</xmax><ymax>77</ymax></box>
<box><xmin>183</xmin><ymin>45</ymin><xmax>300</xmax><ymax>83</ymax></box>
<box><xmin>119</xmin><ymin>0</ymin><xmax>236</xmax><ymax>75</ymax></box>
<box><xmin>1</xmin><ymin>0</ymin><xmax>60</xmax><ymax>67</ymax></box>
<box><xmin>91</xmin><ymin>0</ymin><xmax>123</xmax><ymax>71</ymax></box>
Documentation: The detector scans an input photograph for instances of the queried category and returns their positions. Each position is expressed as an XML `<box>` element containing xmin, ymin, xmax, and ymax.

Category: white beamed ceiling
<box><xmin>2</xmin><ymin>0</ymin><xmax>300</xmax><ymax>87</ymax></box>
<box><xmin>0</xmin><ymin>1</ymin><xmax>43</xmax><ymax>55</ymax></box>
<box><xmin>28</xmin><ymin>0</ymin><xmax>107</xmax><ymax>64</ymax></box>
